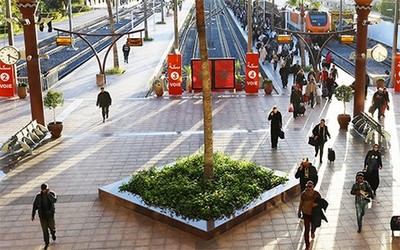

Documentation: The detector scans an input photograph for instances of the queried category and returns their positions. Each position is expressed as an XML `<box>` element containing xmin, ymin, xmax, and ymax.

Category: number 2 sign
<box><xmin>0</xmin><ymin>61</ymin><xmax>15</xmax><ymax>97</ymax></box>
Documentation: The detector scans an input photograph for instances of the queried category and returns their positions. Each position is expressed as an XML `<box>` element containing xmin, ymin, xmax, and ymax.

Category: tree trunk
<box><xmin>144</xmin><ymin>0</ymin><xmax>149</xmax><ymax>39</ymax></box>
<box><xmin>106</xmin><ymin>0</ymin><xmax>119</xmax><ymax>69</ymax></box>
<box><xmin>195</xmin><ymin>0</ymin><xmax>214</xmax><ymax>180</ymax></box>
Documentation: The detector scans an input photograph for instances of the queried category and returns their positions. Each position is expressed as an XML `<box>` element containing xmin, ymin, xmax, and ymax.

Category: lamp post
<box><xmin>353</xmin><ymin>0</ymin><xmax>373</xmax><ymax>117</ymax></box>
<box><xmin>17</xmin><ymin>0</ymin><xmax>45</xmax><ymax>125</ymax></box>
<box><xmin>299</xmin><ymin>0</ymin><xmax>306</xmax><ymax>66</ymax></box>
<box><xmin>247</xmin><ymin>0</ymin><xmax>252</xmax><ymax>53</ymax></box>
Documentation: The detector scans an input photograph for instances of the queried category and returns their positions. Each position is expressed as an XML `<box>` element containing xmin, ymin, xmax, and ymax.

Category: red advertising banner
<box><xmin>245</xmin><ymin>53</ymin><xmax>259</xmax><ymax>93</ymax></box>
<box><xmin>192</xmin><ymin>59</ymin><xmax>234</xmax><ymax>90</ymax></box>
<box><xmin>168</xmin><ymin>54</ymin><xmax>182</xmax><ymax>95</ymax></box>
<box><xmin>192</xmin><ymin>59</ymin><xmax>212</xmax><ymax>90</ymax></box>
<box><xmin>214</xmin><ymin>59</ymin><xmax>234</xmax><ymax>89</ymax></box>
<box><xmin>0</xmin><ymin>61</ymin><xmax>15</xmax><ymax>97</ymax></box>
<box><xmin>395</xmin><ymin>53</ymin><xmax>400</xmax><ymax>93</ymax></box>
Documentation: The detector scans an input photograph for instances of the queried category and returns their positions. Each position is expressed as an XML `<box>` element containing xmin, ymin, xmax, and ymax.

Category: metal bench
<box><xmin>1</xmin><ymin>120</ymin><xmax>48</xmax><ymax>156</ymax></box>
<box><xmin>352</xmin><ymin>112</ymin><xmax>390</xmax><ymax>147</ymax></box>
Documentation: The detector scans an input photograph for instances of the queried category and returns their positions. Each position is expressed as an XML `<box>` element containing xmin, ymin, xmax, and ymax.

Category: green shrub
<box><xmin>105</xmin><ymin>68</ymin><xmax>125</xmax><ymax>74</ymax></box>
<box><xmin>72</xmin><ymin>5</ymin><xmax>92</xmax><ymax>13</ymax></box>
<box><xmin>120</xmin><ymin>152</ymin><xmax>287</xmax><ymax>221</ymax></box>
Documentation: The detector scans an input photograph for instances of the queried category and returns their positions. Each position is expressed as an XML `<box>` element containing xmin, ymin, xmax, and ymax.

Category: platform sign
<box><xmin>0</xmin><ymin>61</ymin><xmax>15</xmax><ymax>97</ymax></box>
<box><xmin>127</xmin><ymin>38</ymin><xmax>143</xmax><ymax>47</ymax></box>
<box><xmin>168</xmin><ymin>54</ymin><xmax>182</xmax><ymax>95</ymax></box>
<box><xmin>245</xmin><ymin>53</ymin><xmax>259</xmax><ymax>93</ymax></box>
<box><xmin>395</xmin><ymin>53</ymin><xmax>400</xmax><ymax>93</ymax></box>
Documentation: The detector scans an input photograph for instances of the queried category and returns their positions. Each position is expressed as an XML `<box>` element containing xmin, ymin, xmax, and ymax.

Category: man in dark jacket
<box><xmin>268</xmin><ymin>106</ymin><xmax>282</xmax><ymax>149</ymax></box>
<box><xmin>32</xmin><ymin>183</ymin><xmax>57</xmax><ymax>249</ymax></box>
<box><xmin>312</xmin><ymin>119</ymin><xmax>331</xmax><ymax>163</ymax></box>
<box><xmin>122</xmin><ymin>42</ymin><xmax>131</xmax><ymax>63</ymax></box>
<box><xmin>96</xmin><ymin>87</ymin><xmax>112</xmax><ymax>123</ymax></box>
<box><xmin>295</xmin><ymin>157</ymin><xmax>318</xmax><ymax>192</ymax></box>
<box><xmin>351</xmin><ymin>172</ymin><xmax>374</xmax><ymax>233</ymax></box>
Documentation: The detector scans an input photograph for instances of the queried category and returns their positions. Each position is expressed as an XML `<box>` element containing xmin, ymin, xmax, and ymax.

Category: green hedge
<box><xmin>120</xmin><ymin>152</ymin><xmax>287</xmax><ymax>221</ymax></box>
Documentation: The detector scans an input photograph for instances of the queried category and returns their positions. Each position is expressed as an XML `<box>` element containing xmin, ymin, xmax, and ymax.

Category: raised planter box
<box><xmin>98</xmin><ymin>173</ymin><xmax>299</xmax><ymax>240</ymax></box>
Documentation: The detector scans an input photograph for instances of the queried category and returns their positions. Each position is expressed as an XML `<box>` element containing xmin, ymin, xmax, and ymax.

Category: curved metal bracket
<box><xmin>275</xmin><ymin>28</ymin><xmax>356</xmax><ymax>73</ymax></box>
<box><xmin>53</xmin><ymin>28</ymin><xmax>145</xmax><ymax>83</ymax></box>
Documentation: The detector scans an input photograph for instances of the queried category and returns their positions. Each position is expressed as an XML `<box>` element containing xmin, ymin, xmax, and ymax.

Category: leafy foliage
<box><xmin>119</xmin><ymin>152</ymin><xmax>287</xmax><ymax>221</ymax></box>
<box><xmin>334</xmin><ymin>84</ymin><xmax>353</xmax><ymax>114</ymax></box>
<box><xmin>44</xmin><ymin>90</ymin><xmax>64</xmax><ymax>124</ymax></box>
<box><xmin>105</xmin><ymin>68</ymin><xmax>125</xmax><ymax>74</ymax></box>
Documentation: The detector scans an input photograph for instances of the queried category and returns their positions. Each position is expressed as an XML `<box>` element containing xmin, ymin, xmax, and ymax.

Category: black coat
<box><xmin>268</xmin><ymin>111</ymin><xmax>282</xmax><ymax>134</ymax></box>
<box><xmin>295</xmin><ymin>164</ymin><xmax>318</xmax><ymax>190</ymax></box>
<box><xmin>96</xmin><ymin>91</ymin><xmax>112</xmax><ymax>107</ymax></box>
<box><xmin>311</xmin><ymin>197</ymin><xmax>328</xmax><ymax>229</ymax></box>
<box><xmin>32</xmin><ymin>191</ymin><xmax>57</xmax><ymax>219</ymax></box>
<box><xmin>312</xmin><ymin>125</ymin><xmax>330</xmax><ymax>144</ymax></box>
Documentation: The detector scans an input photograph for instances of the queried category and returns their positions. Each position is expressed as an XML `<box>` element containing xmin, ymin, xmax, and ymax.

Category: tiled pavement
<box><xmin>1</xmin><ymin>1</ymin><xmax>400</xmax><ymax>250</ymax></box>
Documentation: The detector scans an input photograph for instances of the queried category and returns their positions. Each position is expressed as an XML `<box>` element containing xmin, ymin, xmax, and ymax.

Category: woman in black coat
<box><xmin>268</xmin><ymin>106</ymin><xmax>282</xmax><ymax>149</ymax></box>
<box><xmin>290</xmin><ymin>85</ymin><xmax>303</xmax><ymax>119</ymax></box>
<box><xmin>364</xmin><ymin>144</ymin><xmax>383</xmax><ymax>195</ymax></box>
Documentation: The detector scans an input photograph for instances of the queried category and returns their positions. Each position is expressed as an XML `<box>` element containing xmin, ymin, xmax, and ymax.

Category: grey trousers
<box><xmin>40</xmin><ymin>216</ymin><xmax>56</xmax><ymax>245</ymax></box>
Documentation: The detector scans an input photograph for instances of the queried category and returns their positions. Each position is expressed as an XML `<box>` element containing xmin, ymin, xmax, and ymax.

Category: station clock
<box><xmin>0</xmin><ymin>46</ymin><xmax>20</xmax><ymax>65</ymax></box>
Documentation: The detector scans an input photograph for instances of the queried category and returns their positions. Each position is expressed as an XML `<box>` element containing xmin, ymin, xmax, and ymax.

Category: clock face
<box><xmin>0</xmin><ymin>46</ymin><xmax>20</xmax><ymax>65</ymax></box>
<box><xmin>371</xmin><ymin>44</ymin><xmax>388</xmax><ymax>62</ymax></box>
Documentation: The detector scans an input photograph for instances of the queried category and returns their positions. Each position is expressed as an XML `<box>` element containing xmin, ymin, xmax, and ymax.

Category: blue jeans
<box><xmin>356</xmin><ymin>200</ymin><xmax>368</xmax><ymax>230</ymax></box>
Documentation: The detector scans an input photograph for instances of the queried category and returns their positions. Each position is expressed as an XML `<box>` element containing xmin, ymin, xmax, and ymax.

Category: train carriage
<box><xmin>285</xmin><ymin>8</ymin><xmax>331</xmax><ymax>33</ymax></box>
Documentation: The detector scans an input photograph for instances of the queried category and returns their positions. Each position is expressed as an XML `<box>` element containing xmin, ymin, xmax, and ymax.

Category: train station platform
<box><xmin>1</xmin><ymin>1</ymin><xmax>400</xmax><ymax>250</ymax></box>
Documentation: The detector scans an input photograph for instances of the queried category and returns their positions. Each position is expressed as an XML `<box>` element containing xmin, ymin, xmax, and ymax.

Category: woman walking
<box><xmin>298</xmin><ymin>181</ymin><xmax>321</xmax><ymax>250</ymax></box>
<box><xmin>364</xmin><ymin>144</ymin><xmax>383</xmax><ymax>196</ymax></box>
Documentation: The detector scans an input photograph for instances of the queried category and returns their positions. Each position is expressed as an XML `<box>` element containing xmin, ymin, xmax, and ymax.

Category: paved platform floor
<box><xmin>1</xmin><ymin>1</ymin><xmax>400</xmax><ymax>249</ymax></box>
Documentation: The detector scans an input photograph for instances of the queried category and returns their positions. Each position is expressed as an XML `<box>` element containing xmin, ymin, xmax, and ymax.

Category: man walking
<box><xmin>96</xmin><ymin>87</ymin><xmax>112</xmax><ymax>123</ymax></box>
<box><xmin>312</xmin><ymin>119</ymin><xmax>331</xmax><ymax>163</ymax></box>
<box><xmin>351</xmin><ymin>172</ymin><xmax>374</xmax><ymax>233</ymax></box>
<box><xmin>32</xmin><ymin>183</ymin><xmax>57</xmax><ymax>249</ymax></box>
<box><xmin>122</xmin><ymin>42</ymin><xmax>131</xmax><ymax>63</ymax></box>
<box><xmin>268</xmin><ymin>106</ymin><xmax>282</xmax><ymax>149</ymax></box>
<box><xmin>295</xmin><ymin>157</ymin><xmax>318</xmax><ymax>192</ymax></box>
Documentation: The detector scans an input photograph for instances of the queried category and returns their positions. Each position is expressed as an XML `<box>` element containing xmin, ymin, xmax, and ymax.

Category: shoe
<box><xmin>106</xmin><ymin>114</ymin><xmax>108</xmax><ymax>119</ymax></box>
<box><xmin>311</xmin><ymin>232</ymin><xmax>315</xmax><ymax>239</ymax></box>
<box><xmin>103</xmin><ymin>118</ymin><xmax>105</xmax><ymax>123</ymax></box>
<box><xmin>320</xmin><ymin>159</ymin><xmax>322</xmax><ymax>163</ymax></box>
<box><xmin>52</xmin><ymin>234</ymin><xmax>56</xmax><ymax>241</ymax></box>
<box><xmin>357</xmin><ymin>228</ymin><xmax>361</xmax><ymax>233</ymax></box>
<box><xmin>44</xmin><ymin>244</ymin><xmax>49</xmax><ymax>249</ymax></box>
<box><xmin>315</xmin><ymin>153</ymin><xmax>318</xmax><ymax>157</ymax></box>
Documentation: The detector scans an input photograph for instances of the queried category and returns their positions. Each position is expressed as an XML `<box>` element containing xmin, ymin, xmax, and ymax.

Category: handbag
<box><xmin>288</xmin><ymin>103</ymin><xmax>294</xmax><ymax>112</ymax></box>
<box><xmin>308</xmin><ymin>136</ymin><xmax>318</xmax><ymax>146</ymax></box>
<box><xmin>368</xmin><ymin>105</ymin><xmax>375</xmax><ymax>114</ymax></box>
<box><xmin>279</xmin><ymin>130</ymin><xmax>285</xmax><ymax>139</ymax></box>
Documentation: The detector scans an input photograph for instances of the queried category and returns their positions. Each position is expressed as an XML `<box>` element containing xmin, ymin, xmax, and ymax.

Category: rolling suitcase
<box><xmin>328</xmin><ymin>148</ymin><xmax>335</xmax><ymax>162</ymax></box>
<box><xmin>391</xmin><ymin>216</ymin><xmax>400</xmax><ymax>236</ymax></box>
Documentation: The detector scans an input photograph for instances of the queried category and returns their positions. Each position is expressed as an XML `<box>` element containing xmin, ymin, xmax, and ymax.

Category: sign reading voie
<box><xmin>0</xmin><ymin>61</ymin><xmax>15</xmax><ymax>97</ymax></box>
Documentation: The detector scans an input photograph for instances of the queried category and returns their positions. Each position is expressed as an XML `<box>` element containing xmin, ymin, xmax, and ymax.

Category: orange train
<box><xmin>286</xmin><ymin>8</ymin><xmax>331</xmax><ymax>33</ymax></box>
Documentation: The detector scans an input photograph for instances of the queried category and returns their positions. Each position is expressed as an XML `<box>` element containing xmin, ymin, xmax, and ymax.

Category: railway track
<box><xmin>16</xmin><ymin>3</ymin><xmax>157</xmax><ymax>83</ymax></box>
<box><xmin>179</xmin><ymin>0</ymin><xmax>247</xmax><ymax>72</ymax></box>
<box><xmin>325</xmin><ymin>38</ymin><xmax>391</xmax><ymax>80</ymax></box>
